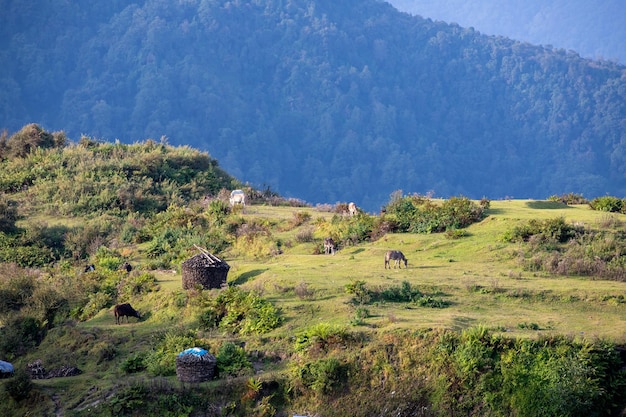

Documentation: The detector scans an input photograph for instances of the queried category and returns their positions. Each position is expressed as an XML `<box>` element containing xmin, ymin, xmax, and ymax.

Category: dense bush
<box><xmin>3</xmin><ymin>369</ymin><xmax>33</xmax><ymax>402</ymax></box>
<box><xmin>216</xmin><ymin>342</ymin><xmax>253</xmax><ymax>377</ymax></box>
<box><xmin>548</xmin><ymin>193</ymin><xmax>589</xmax><ymax>205</ymax></box>
<box><xmin>589</xmin><ymin>195</ymin><xmax>625</xmax><ymax>213</ymax></box>
<box><xmin>504</xmin><ymin>218</ymin><xmax>626</xmax><ymax>281</ymax></box>
<box><xmin>382</xmin><ymin>194</ymin><xmax>484</xmax><ymax>234</ymax></box>
<box><xmin>0</xmin><ymin>134</ymin><xmax>240</xmax><ymax>217</ymax></box>
<box><xmin>294</xmin><ymin>323</ymin><xmax>352</xmax><ymax>354</ymax></box>
<box><xmin>0</xmin><ymin>315</ymin><xmax>44</xmax><ymax>359</ymax></box>
<box><xmin>291</xmin><ymin>357</ymin><xmax>347</xmax><ymax>397</ymax></box>
<box><xmin>501</xmin><ymin>217</ymin><xmax>581</xmax><ymax>244</ymax></box>
<box><xmin>199</xmin><ymin>286</ymin><xmax>283</xmax><ymax>335</ymax></box>
<box><xmin>345</xmin><ymin>280</ymin><xmax>449</xmax><ymax>309</ymax></box>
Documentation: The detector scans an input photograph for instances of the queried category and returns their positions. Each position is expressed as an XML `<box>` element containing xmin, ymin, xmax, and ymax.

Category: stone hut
<box><xmin>181</xmin><ymin>246</ymin><xmax>230</xmax><ymax>290</ymax></box>
<box><xmin>175</xmin><ymin>347</ymin><xmax>216</xmax><ymax>383</ymax></box>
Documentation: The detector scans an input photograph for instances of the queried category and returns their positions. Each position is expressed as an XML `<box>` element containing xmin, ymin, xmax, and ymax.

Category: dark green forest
<box><xmin>1</xmin><ymin>0</ymin><xmax>626</xmax><ymax>210</ymax></box>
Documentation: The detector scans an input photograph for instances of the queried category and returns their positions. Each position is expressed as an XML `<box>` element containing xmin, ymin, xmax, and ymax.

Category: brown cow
<box><xmin>384</xmin><ymin>250</ymin><xmax>408</xmax><ymax>269</ymax></box>
<box><xmin>114</xmin><ymin>303</ymin><xmax>141</xmax><ymax>324</ymax></box>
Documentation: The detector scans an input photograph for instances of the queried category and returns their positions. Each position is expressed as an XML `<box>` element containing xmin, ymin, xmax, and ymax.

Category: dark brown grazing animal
<box><xmin>120</xmin><ymin>262</ymin><xmax>132</xmax><ymax>272</ymax></box>
<box><xmin>384</xmin><ymin>250</ymin><xmax>408</xmax><ymax>269</ymax></box>
<box><xmin>324</xmin><ymin>237</ymin><xmax>336</xmax><ymax>255</ymax></box>
<box><xmin>114</xmin><ymin>303</ymin><xmax>141</xmax><ymax>324</ymax></box>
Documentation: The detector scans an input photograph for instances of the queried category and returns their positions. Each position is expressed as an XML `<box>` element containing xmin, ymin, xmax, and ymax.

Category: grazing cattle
<box><xmin>120</xmin><ymin>262</ymin><xmax>132</xmax><ymax>273</ymax></box>
<box><xmin>384</xmin><ymin>250</ymin><xmax>408</xmax><ymax>269</ymax></box>
<box><xmin>84</xmin><ymin>264</ymin><xmax>95</xmax><ymax>273</ymax></box>
<box><xmin>229</xmin><ymin>189</ymin><xmax>246</xmax><ymax>207</ymax></box>
<box><xmin>324</xmin><ymin>237</ymin><xmax>336</xmax><ymax>255</ymax></box>
<box><xmin>348</xmin><ymin>202</ymin><xmax>357</xmax><ymax>216</ymax></box>
<box><xmin>114</xmin><ymin>303</ymin><xmax>141</xmax><ymax>324</ymax></box>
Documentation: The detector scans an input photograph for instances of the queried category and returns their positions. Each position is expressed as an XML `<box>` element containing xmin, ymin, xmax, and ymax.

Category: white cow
<box><xmin>229</xmin><ymin>189</ymin><xmax>246</xmax><ymax>207</ymax></box>
<box><xmin>348</xmin><ymin>202</ymin><xmax>357</xmax><ymax>216</ymax></box>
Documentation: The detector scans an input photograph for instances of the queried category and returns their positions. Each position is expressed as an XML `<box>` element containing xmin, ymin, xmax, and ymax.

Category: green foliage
<box><xmin>0</xmin><ymin>195</ymin><xmax>18</xmax><ymax>234</ymax></box>
<box><xmin>291</xmin><ymin>358</ymin><xmax>346</xmax><ymax>396</ymax></box>
<box><xmin>0</xmin><ymin>138</ymin><xmax>237</xmax><ymax>217</ymax></box>
<box><xmin>379</xmin><ymin>280</ymin><xmax>424</xmax><ymax>302</ymax></box>
<box><xmin>344</xmin><ymin>280</ymin><xmax>371</xmax><ymax>305</ymax></box>
<box><xmin>3</xmin><ymin>369</ymin><xmax>33</xmax><ymax>402</ymax></box>
<box><xmin>0</xmin><ymin>315</ymin><xmax>43</xmax><ymax>359</ymax></box>
<box><xmin>589</xmin><ymin>196</ymin><xmax>625</xmax><ymax>213</ymax></box>
<box><xmin>294</xmin><ymin>323</ymin><xmax>351</xmax><ymax>353</ymax></box>
<box><xmin>216</xmin><ymin>342</ymin><xmax>252</xmax><ymax>377</ymax></box>
<box><xmin>383</xmin><ymin>195</ymin><xmax>484</xmax><ymax>234</ymax></box>
<box><xmin>117</xmin><ymin>272</ymin><xmax>159</xmax><ymax>300</ymax></box>
<box><xmin>501</xmin><ymin>216</ymin><xmax>579</xmax><ymax>243</ymax></box>
<box><xmin>79</xmin><ymin>292</ymin><xmax>112</xmax><ymax>321</ymax></box>
<box><xmin>146</xmin><ymin>330</ymin><xmax>203</xmax><ymax>377</ymax></box>
<box><xmin>0</xmin><ymin>124</ymin><xmax>64</xmax><ymax>159</ymax></box>
<box><xmin>548</xmin><ymin>193</ymin><xmax>589</xmax><ymax>205</ymax></box>
<box><xmin>120</xmin><ymin>352</ymin><xmax>148</xmax><ymax>374</ymax></box>
<box><xmin>505</xmin><ymin>218</ymin><xmax>626</xmax><ymax>280</ymax></box>
<box><xmin>346</xmin><ymin>280</ymin><xmax>449</xmax><ymax>308</ymax></box>
<box><xmin>200</xmin><ymin>286</ymin><xmax>283</xmax><ymax>335</ymax></box>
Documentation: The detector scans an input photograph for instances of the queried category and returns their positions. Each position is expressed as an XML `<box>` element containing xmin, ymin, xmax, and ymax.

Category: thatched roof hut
<box><xmin>175</xmin><ymin>347</ymin><xmax>216</xmax><ymax>383</ymax></box>
<box><xmin>181</xmin><ymin>246</ymin><xmax>229</xmax><ymax>290</ymax></box>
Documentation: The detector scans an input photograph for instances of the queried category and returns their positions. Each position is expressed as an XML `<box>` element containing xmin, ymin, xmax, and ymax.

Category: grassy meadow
<box><xmin>207</xmin><ymin>201</ymin><xmax>626</xmax><ymax>341</ymax></box>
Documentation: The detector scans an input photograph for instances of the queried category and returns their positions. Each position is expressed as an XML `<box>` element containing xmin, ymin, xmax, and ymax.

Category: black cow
<box><xmin>84</xmin><ymin>264</ymin><xmax>95</xmax><ymax>272</ymax></box>
<box><xmin>384</xmin><ymin>250</ymin><xmax>408</xmax><ymax>269</ymax></box>
<box><xmin>120</xmin><ymin>262</ymin><xmax>132</xmax><ymax>272</ymax></box>
<box><xmin>114</xmin><ymin>303</ymin><xmax>141</xmax><ymax>324</ymax></box>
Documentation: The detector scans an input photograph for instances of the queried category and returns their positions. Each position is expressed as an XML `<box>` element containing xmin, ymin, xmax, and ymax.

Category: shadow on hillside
<box><xmin>526</xmin><ymin>201</ymin><xmax>569</xmax><ymax>209</ymax></box>
<box><xmin>350</xmin><ymin>248</ymin><xmax>365</xmax><ymax>255</ymax></box>
<box><xmin>231</xmin><ymin>269</ymin><xmax>268</xmax><ymax>286</ymax></box>
<box><xmin>414</xmin><ymin>265</ymin><xmax>445</xmax><ymax>269</ymax></box>
<box><xmin>451</xmin><ymin>315</ymin><xmax>477</xmax><ymax>331</ymax></box>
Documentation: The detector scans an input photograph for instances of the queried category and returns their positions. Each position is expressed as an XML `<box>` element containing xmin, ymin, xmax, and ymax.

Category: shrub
<box><xmin>146</xmin><ymin>330</ymin><xmax>202</xmax><ymax>377</ymax></box>
<box><xmin>121</xmin><ymin>352</ymin><xmax>148</xmax><ymax>374</ymax></box>
<box><xmin>502</xmin><ymin>217</ymin><xmax>579</xmax><ymax>244</ymax></box>
<box><xmin>216</xmin><ymin>342</ymin><xmax>252</xmax><ymax>377</ymax></box>
<box><xmin>548</xmin><ymin>193</ymin><xmax>588</xmax><ymax>205</ymax></box>
<box><xmin>3</xmin><ymin>369</ymin><xmax>33</xmax><ymax>401</ymax></box>
<box><xmin>294</xmin><ymin>323</ymin><xmax>350</xmax><ymax>353</ymax></box>
<box><xmin>382</xmin><ymin>194</ymin><xmax>484</xmax><ymax>234</ymax></box>
<box><xmin>344</xmin><ymin>280</ymin><xmax>371</xmax><ymax>305</ymax></box>
<box><xmin>199</xmin><ymin>286</ymin><xmax>283</xmax><ymax>335</ymax></box>
<box><xmin>118</xmin><ymin>272</ymin><xmax>159</xmax><ymax>299</ymax></box>
<box><xmin>292</xmin><ymin>358</ymin><xmax>346</xmax><ymax>396</ymax></box>
<box><xmin>589</xmin><ymin>196</ymin><xmax>623</xmax><ymax>213</ymax></box>
<box><xmin>0</xmin><ymin>315</ymin><xmax>43</xmax><ymax>358</ymax></box>
<box><xmin>79</xmin><ymin>292</ymin><xmax>112</xmax><ymax>321</ymax></box>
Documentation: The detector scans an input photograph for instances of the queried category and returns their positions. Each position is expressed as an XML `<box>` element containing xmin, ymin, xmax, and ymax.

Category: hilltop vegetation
<box><xmin>0</xmin><ymin>129</ymin><xmax>625</xmax><ymax>416</ymax></box>
<box><xmin>2</xmin><ymin>0</ymin><xmax>626</xmax><ymax>210</ymax></box>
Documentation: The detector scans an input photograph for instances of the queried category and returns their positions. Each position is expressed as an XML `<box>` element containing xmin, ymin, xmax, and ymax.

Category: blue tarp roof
<box><xmin>178</xmin><ymin>347</ymin><xmax>208</xmax><ymax>357</ymax></box>
<box><xmin>0</xmin><ymin>360</ymin><xmax>14</xmax><ymax>373</ymax></box>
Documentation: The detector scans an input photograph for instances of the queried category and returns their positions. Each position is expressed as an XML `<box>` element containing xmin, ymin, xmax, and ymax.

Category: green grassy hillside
<box><xmin>0</xmin><ymin>132</ymin><xmax>625</xmax><ymax>416</ymax></box>
<box><xmin>229</xmin><ymin>202</ymin><xmax>626</xmax><ymax>340</ymax></box>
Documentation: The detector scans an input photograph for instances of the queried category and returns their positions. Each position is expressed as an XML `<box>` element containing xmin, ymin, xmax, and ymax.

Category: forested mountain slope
<box><xmin>1</xmin><ymin>0</ymin><xmax>626</xmax><ymax>211</ymax></box>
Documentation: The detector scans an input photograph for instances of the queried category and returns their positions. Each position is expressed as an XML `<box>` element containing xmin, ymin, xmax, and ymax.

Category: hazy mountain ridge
<box><xmin>387</xmin><ymin>0</ymin><xmax>626</xmax><ymax>64</ymax></box>
<box><xmin>1</xmin><ymin>0</ymin><xmax>626</xmax><ymax>211</ymax></box>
